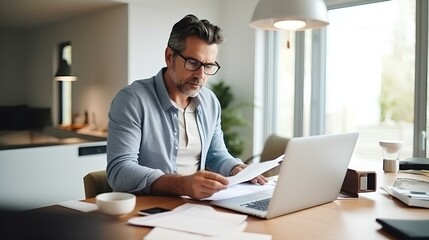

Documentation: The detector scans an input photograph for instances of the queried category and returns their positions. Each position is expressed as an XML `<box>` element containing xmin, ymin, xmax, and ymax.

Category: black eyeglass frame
<box><xmin>171</xmin><ymin>49</ymin><xmax>221</xmax><ymax>76</ymax></box>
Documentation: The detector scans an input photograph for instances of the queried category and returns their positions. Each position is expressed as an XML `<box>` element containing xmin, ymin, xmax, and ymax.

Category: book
<box><xmin>400</xmin><ymin>157</ymin><xmax>429</xmax><ymax>170</ymax></box>
<box><xmin>376</xmin><ymin>218</ymin><xmax>429</xmax><ymax>239</ymax></box>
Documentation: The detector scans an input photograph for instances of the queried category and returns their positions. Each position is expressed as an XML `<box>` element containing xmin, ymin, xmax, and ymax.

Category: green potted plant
<box><xmin>210</xmin><ymin>81</ymin><xmax>248</xmax><ymax>157</ymax></box>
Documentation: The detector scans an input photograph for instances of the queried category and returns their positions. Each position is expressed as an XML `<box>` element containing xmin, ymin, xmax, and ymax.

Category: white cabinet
<box><xmin>0</xmin><ymin>141</ymin><xmax>107</xmax><ymax>210</ymax></box>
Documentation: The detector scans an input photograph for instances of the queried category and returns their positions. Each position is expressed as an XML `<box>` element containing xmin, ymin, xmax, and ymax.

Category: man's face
<box><xmin>166</xmin><ymin>36</ymin><xmax>219</xmax><ymax>97</ymax></box>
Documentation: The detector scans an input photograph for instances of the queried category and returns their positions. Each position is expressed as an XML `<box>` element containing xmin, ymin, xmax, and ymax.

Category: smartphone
<box><xmin>137</xmin><ymin>207</ymin><xmax>170</xmax><ymax>216</ymax></box>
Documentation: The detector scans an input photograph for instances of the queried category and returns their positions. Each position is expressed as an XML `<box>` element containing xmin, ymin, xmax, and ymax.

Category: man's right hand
<box><xmin>150</xmin><ymin>170</ymin><xmax>229</xmax><ymax>200</ymax></box>
<box><xmin>183</xmin><ymin>171</ymin><xmax>229</xmax><ymax>199</ymax></box>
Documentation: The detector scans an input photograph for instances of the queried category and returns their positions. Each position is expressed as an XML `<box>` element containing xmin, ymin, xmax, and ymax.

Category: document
<box><xmin>144</xmin><ymin>226</ymin><xmax>272</xmax><ymax>240</ymax></box>
<box><xmin>227</xmin><ymin>154</ymin><xmax>283</xmax><ymax>186</ymax></box>
<box><xmin>203</xmin><ymin>180</ymin><xmax>276</xmax><ymax>201</ymax></box>
<box><xmin>57</xmin><ymin>200</ymin><xmax>97</xmax><ymax>212</ymax></box>
<box><xmin>128</xmin><ymin>203</ymin><xmax>247</xmax><ymax>237</ymax></box>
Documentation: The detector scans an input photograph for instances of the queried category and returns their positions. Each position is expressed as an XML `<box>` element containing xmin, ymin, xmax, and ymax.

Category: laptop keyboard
<box><xmin>241</xmin><ymin>198</ymin><xmax>271</xmax><ymax>211</ymax></box>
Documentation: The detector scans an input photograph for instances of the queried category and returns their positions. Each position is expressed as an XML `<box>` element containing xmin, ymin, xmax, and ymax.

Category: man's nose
<box><xmin>193</xmin><ymin>65</ymin><xmax>206</xmax><ymax>78</ymax></box>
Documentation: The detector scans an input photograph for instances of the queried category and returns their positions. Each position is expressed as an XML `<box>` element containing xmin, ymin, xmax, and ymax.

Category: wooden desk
<box><xmin>28</xmin><ymin>171</ymin><xmax>429</xmax><ymax>240</ymax></box>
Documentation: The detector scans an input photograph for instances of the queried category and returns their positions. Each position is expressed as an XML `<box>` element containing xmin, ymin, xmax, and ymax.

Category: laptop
<box><xmin>212</xmin><ymin>132</ymin><xmax>359</xmax><ymax>219</ymax></box>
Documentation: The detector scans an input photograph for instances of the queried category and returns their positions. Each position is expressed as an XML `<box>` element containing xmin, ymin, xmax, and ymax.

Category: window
<box><xmin>256</xmin><ymin>0</ymin><xmax>427</xmax><ymax>161</ymax></box>
<box><xmin>325</xmin><ymin>0</ymin><xmax>416</xmax><ymax>160</ymax></box>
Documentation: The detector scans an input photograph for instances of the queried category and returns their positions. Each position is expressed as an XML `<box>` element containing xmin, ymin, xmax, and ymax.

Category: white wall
<box><xmin>219</xmin><ymin>0</ymin><xmax>259</xmax><ymax>159</ymax></box>
<box><xmin>128</xmin><ymin>0</ymin><xmax>222</xmax><ymax>82</ymax></box>
<box><xmin>71</xmin><ymin>5</ymin><xmax>128</xmax><ymax>130</ymax></box>
<box><xmin>0</xmin><ymin>30</ymin><xmax>28</xmax><ymax>105</ymax></box>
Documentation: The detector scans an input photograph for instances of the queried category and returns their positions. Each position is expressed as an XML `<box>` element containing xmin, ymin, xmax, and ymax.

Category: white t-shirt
<box><xmin>172</xmin><ymin>99</ymin><xmax>201</xmax><ymax>175</ymax></box>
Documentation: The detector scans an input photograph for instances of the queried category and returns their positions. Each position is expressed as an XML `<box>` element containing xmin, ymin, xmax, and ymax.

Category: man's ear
<box><xmin>165</xmin><ymin>47</ymin><xmax>174</xmax><ymax>66</ymax></box>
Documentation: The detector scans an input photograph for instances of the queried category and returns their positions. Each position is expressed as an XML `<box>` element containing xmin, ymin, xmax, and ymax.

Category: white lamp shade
<box><xmin>250</xmin><ymin>0</ymin><xmax>329</xmax><ymax>31</ymax></box>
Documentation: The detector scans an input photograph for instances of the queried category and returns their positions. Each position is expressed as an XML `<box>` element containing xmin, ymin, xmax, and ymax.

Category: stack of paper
<box><xmin>128</xmin><ymin>204</ymin><xmax>271</xmax><ymax>239</ymax></box>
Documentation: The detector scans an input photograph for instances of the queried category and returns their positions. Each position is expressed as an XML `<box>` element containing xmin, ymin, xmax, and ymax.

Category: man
<box><xmin>107</xmin><ymin>14</ymin><xmax>266</xmax><ymax>200</ymax></box>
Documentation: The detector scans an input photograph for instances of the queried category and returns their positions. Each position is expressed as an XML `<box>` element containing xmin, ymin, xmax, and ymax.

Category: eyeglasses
<box><xmin>173</xmin><ymin>50</ymin><xmax>221</xmax><ymax>75</ymax></box>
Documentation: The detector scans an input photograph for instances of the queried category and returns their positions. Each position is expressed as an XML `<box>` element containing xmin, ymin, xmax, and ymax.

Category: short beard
<box><xmin>177</xmin><ymin>84</ymin><xmax>199</xmax><ymax>97</ymax></box>
<box><xmin>176</xmin><ymin>77</ymin><xmax>201</xmax><ymax>97</ymax></box>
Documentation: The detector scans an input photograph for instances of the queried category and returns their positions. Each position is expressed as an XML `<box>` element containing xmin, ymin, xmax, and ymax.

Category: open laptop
<box><xmin>212</xmin><ymin>132</ymin><xmax>359</xmax><ymax>219</ymax></box>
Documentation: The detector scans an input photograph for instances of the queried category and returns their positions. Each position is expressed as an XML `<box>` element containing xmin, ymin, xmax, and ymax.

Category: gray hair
<box><xmin>167</xmin><ymin>14</ymin><xmax>225</xmax><ymax>52</ymax></box>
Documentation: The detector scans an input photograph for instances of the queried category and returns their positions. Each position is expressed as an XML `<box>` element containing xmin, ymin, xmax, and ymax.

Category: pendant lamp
<box><xmin>54</xmin><ymin>59</ymin><xmax>77</xmax><ymax>127</ymax></box>
<box><xmin>250</xmin><ymin>0</ymin><xmax>329</xmax><ymax>31</ymax></box>
<box><xmin>54</xmin><ymin>59</ymin><xmax>77</xmax><ymax>81</ymax></box>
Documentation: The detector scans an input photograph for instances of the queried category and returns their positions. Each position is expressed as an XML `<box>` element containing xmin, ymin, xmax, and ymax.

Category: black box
<box><xmin>341</xmin><ymin>169</ymin><xmax>377</xmax><ymax>197</ymax></box>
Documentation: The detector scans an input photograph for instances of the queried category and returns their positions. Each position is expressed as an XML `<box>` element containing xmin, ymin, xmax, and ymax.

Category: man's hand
<box><xmin>230</xmin><ymin>164</ymin><xmax>268</xmax><ymax>185</ymax></box>
<box><xmin>151</xmin><ymin>171</ymin><xmax>228</xmax><ymax>200</ymax></box>
<box><xmin>183</xmin><ymin>171</ymin><xmax>229</xmax><ymax>199</ymax></box>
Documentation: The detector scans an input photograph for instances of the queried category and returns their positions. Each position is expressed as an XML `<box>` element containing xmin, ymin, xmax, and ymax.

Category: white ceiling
<box><xmin>0</xmin><ymin>0</ymin><xmax>125</xmax><ymax>29</ymax></box>
<box><xmin>0</xmin><ymin>0</ymin><xmax>388</xmax><ymax>30</ymax></box>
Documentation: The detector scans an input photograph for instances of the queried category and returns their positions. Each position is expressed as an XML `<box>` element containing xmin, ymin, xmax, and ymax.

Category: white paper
<box><xmin>227</xmin><ymin>155</ymin><xmax>284</xmax><ymax>186</ymax></box>
<box><xmin>144</xmin><ymin>222</ymin><xmax>247</xmax><ymax>240</ymax></box>
<box><xmin>203</xmin><ymin>180</ymin><xmax>276</xmax><ymax>201</ymax></box>
<box><xmin>128</xmin><ymin>203</ymin><xmax>247</xmax><ymax>237</ymax></box>
<box><xmin>381</xmin><ymin>185</ymin><xmax>394</xmax><ymax>195</ymax></box>
<box><xmin>173</xmin><ymin>203</ymin><xmax>217</xmax><ymax>212</ymax></box>
<box><xmin>57</xmin><ymin>200</ymin><xmax>98</xmax><ymax>212</ymax></box>
<box><xmin>144</xmin><ymin>225</ymin><xmax>272</xmax><ymax>240</ymax></box>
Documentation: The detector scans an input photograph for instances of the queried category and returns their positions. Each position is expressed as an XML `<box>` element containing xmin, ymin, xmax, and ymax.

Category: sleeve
<box><xmin>106</xmin><ymin>89</ymin><xmax>164</xmax><ymax>194</ymax></box>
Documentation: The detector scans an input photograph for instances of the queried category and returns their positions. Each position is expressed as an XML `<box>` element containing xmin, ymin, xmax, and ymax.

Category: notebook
<box><xmin>212</xmin><ymin>132</ymin><xmax>359</xmax><ymax>219</ymax></box>
<box><xmin>376</xmin><ymin>218</ymin><xmax>429</xmax><ymax>239</ymax></box>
